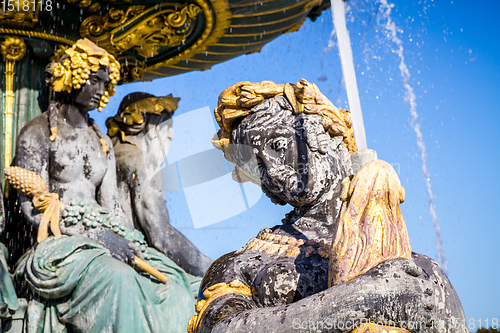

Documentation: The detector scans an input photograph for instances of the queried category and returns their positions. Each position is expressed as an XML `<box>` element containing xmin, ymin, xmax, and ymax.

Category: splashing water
<box><xmin>378</xmin><ymin>0</ymin><xmax>447</xmax><ymax>273</ymax></box>
<box><xmin>331</xmin><ymin>0</ymin><xmax>367</xmax><ymax>150</ymax></box>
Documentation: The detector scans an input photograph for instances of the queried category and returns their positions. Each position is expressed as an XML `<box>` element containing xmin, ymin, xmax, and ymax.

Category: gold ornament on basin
<box><xmin>80</xmin><ymin>3</ymin><xmax>202</xmax><ymax>58</ymax></box>
<box><xmin>0</xmin><ymin>36</ymin><xmax>26</xmax><ymax>61</ymax></box>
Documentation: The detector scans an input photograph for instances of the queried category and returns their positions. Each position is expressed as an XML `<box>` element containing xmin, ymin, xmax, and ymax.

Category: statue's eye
<box><xmin>272</xmin><ymin>138</ymin><xmax>288</xmax><ymax>151</ymax></box>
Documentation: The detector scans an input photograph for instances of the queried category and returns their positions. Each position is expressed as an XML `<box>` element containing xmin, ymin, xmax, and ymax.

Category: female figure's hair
<box><xmin>213</xmin><ymin>79</ymin><xmax>357</xmax><ymax>155</ymax></box>
<box><xmin>328</xmin><ymin>160</ymin><xmax>411</xmax><ymax>286</ymax></box>
<box><xmin>44</xmin><ymin>39</ymin><xmax>120</xmax><ymax>148</ymax></box>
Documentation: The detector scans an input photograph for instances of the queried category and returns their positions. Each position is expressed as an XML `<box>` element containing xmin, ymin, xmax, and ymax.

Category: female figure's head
<box><xmin>213</xmin><ymin>79</ymin><xmax>355</xmax><ymax>208</ymax></box>
<box><xmin>45</xmin><ymin>39</ymin><xmax>120</xmax><ymax>140</ymax></box>
<box><xmin>46</xmin><ymin>38</ymin><xmax>120</xmax><ymax>110</ymax></box>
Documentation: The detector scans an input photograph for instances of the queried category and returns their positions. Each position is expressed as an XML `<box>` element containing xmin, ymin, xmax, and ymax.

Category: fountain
<box><xmin>0</xmin><ymin>0</ymin><xmax>467</xmax><ymax>331</ymax></box>
<box><xmin>0</xmin><ymin>0</ymin><xmax>330</xmax><ymax>181</ymax></box>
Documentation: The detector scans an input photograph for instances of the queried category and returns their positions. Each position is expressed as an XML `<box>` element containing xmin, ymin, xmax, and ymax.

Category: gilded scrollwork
<box><xmin>146</xmin><ymin>0</ymin><xmax>231</xmax><ymax>72</ymax></box>
<box><xmin>80</xmin><ymin>3</ymin><xmax>202</xmax><ymax>58</ymax></box>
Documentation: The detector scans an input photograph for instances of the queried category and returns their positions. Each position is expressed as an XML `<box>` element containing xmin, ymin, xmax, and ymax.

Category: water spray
<box><xmin>330</xmin><ymin>0</ymin><xmax>447</xmax><ymax>272</ymax></box>
<box><xmin>379</xmin><ymin>0</ymin><xmax>448</xmax><ymax>272</ymax></box>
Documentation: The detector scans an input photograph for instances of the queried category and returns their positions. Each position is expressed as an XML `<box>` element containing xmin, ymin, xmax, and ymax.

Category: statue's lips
<box><xmin>90</xmin><ymin>97</ymin><xmax>101</xmax><ymax>104</ymax></box>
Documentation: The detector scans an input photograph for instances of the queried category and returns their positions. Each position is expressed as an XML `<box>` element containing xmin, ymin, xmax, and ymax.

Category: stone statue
<box><xmin>6</xmin><ymin>39</ymin><xmax>198</xmax><ymax>333</ymax></box>
<box><xmin>105</xmin><ymin>92</ymin><xmax>212</xmax><ymax>277</ymax></box>
<box><xmin>187</xmin><ymin>80</ymin><xmax>467</xmax><ymax>333</ymax></box>
<box><xmin>0</xmin><ymin>183</ymin><xmax>18</xmax><ymax>322</ymax></box>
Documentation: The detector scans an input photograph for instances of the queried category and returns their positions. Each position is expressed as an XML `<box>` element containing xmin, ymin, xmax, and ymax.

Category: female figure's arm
<box><xmin>95</xmin><ymin>135</ymin><xmax>134</xmax><ymax>230</ymax></box>
<box><xmin>193</xmin><ymin>257</ymin><xmax>439</xmax><ymax>333</ymax></box>
<box><xmin>13</xmin><ymin>120</ymin><xmax>50</xmax><ymax>228</ymax></box>
<box><xmin>128</xmin><ymin>155</ymin><xmax>212</xmax><ymax>276</ymax></box>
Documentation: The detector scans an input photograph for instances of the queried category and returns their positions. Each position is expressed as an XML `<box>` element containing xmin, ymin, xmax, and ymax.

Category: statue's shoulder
<box><xmin>113</xmin><ymin>141</ymin><xmax>144</xmax><ymax>161</ymax></box>
<box><xmin>18</xmin><ymin>112</ymin><xmax>50</xmax><ymax>141</ymax></box>
<box><xmin>112</xmin><ymin>142</ymin><xmax>150</xmax><ymax>180</ymax></box>
<box><xmin>15</xmin><ymin>113</ymin><xmax>50</xmax><ymax>154</ymax></box>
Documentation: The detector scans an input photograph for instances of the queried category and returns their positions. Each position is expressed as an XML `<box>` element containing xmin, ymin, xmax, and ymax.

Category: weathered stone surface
<box><xmin>189</xmin><ymin>86</ymin><xmax>466</xmax><ymax>333</ymax></box>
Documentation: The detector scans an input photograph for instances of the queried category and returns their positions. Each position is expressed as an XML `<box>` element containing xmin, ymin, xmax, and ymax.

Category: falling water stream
<box><xmin>330</xmin><ymin>0</ymin><xmax>367</xmax><ymax>150</ymax></box>
<box><xmin>330</xmin><ymin>0</ymin><xmax>448</xmax><ymax>272</ymax></box>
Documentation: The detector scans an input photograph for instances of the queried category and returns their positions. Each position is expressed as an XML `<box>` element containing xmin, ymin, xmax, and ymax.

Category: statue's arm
<box><xmin>129</xmin><ymin>164</ymin><xmax>212</xmax><ymax>276</ymax></box>
<box><xmin>13</xmin><ymin>123</ymin><xmax>49</xmax><ymax>227</ymax></box>
<box><xmin>197</xmin><ymin>258</ymin><xmax>440</xmax><ymax>333</ymax></box>
<box><xmin>96</xmin><ymin>140</ymin><xmax>134</xmax><ymax>230</ymax></box>
<box><xmin>14</xmin><ymin>122</ymin><xmax>89</xmax><ymax>237</ymax></box>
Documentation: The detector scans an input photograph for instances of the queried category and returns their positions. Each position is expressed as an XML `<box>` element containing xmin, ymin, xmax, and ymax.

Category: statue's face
<box><xmin>233</xmin><ymin>109</ymin><xmax>342</xmax><ymax>208</ymax></box>
<box><xmin>72</xmin><ymin>67</ymin><xmax>109</xmax><ymax>112</ymax></box>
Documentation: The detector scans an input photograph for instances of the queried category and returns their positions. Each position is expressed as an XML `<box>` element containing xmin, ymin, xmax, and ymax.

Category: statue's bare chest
<box><xmin>237</xmin><ymin>234</ymin><xmax>330</xmax><ymax>307</ymax></box>
<box><xmin>48</xmin><ymin>128</ymin><xmax>108</xmax><ymax>186</ymax></box>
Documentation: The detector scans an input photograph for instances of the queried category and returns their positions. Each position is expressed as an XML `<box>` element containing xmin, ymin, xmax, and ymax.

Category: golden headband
<box><xmin>212</xmin><ymin>79</ymin><xmax>357</xmax><ymax>155</ymax></box>
<box><xmin>47</xmin><ymin>38</ymin><xmax>120</xmax><ymax>112</ymax></box>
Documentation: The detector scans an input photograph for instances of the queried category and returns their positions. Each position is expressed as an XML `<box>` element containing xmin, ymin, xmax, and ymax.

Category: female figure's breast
<box><xmin>48</xmin><ymin>129</ymin><xmax>107</xmax><ymax>201</ymax></box>
<box><xmin>252</xmin><ymin>254</ymin><xmax>329</xmax><ymax>307</ymax></box>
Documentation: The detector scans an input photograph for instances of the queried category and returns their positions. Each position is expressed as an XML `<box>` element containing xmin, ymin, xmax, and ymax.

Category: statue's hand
<box><xmin>87</xmin><ymin>228</ymin><xmax>136</xmax><ymax>264</ymax></box>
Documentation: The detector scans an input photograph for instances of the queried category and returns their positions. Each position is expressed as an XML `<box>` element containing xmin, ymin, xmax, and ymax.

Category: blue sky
<box><xmin>92</xmin><ymin>0</ymin><xmax>500</xmax><ymax>328</ymax></box>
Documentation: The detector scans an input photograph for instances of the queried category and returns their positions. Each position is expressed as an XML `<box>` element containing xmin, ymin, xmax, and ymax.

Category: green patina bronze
<box><xmin>13</xmin><ymin>234</ymin><xmax>199</xmax><ymax>333</ymax></box>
